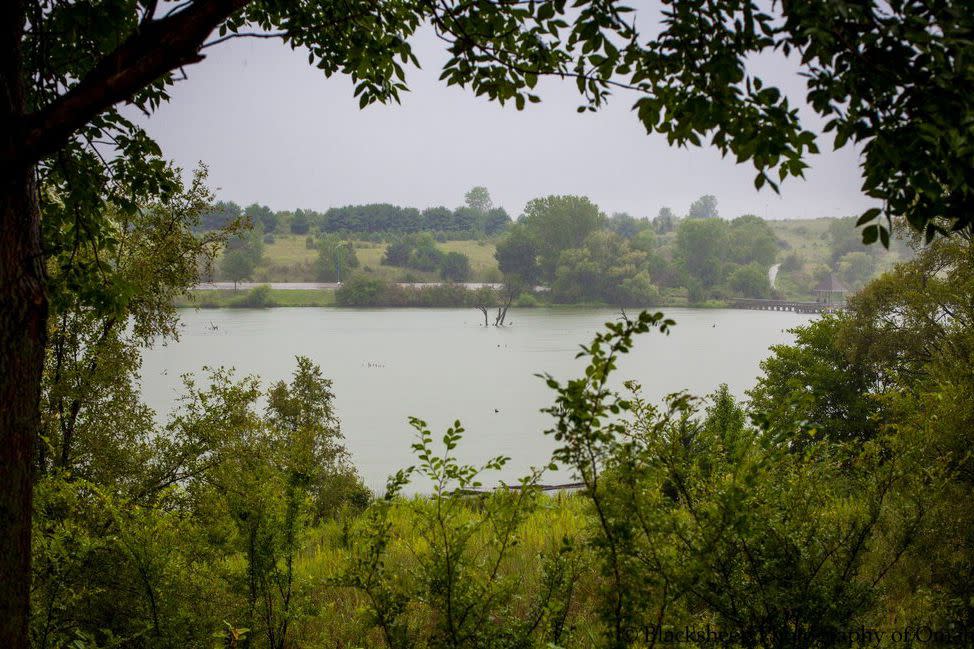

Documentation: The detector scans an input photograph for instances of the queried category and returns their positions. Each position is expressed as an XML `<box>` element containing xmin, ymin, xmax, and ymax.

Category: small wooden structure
<box><xmin>813</xmin><ymin>273</ymin><xmax>849</xmax><ymax>307</ymax></box>
<box><xmin>452</xmin><ymin>482</ymin><xmax>586</xmax><ymax>496</ymax></box>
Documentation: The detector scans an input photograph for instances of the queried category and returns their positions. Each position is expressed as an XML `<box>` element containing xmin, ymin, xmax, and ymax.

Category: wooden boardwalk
<box><xmin>730</xmin><ymin>298</ymin><xmax>841</xmax><ymax>314</ymax></box>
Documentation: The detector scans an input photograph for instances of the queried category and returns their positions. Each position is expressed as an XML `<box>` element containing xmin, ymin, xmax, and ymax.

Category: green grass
<box><xmin>440</xmin><ymin>240</ymin><xmax>500</xmax><ymax>279</ymax></box>
<box><xmin>264</xmin><ymin>235</ymin><xmax>319</xmax><ymax>265</ymax></box>
<box><xmin>246</xmin><ymin>235</ymin><xmax>502</xmax><ymax>283</ymax></box>
<box><xmin>351</xmin><ymin>242</ymin><xmax>386</xmax><ymax>269</ymax></box>
<box><xmin>767</xmin><ymin>218</ymin><xmax>834</xmax><ymax>268</ymax></box>
<box><xmin>289</xmin><ymin>493</ymin><xmax>602</xmax><ymax>648</ymax></box>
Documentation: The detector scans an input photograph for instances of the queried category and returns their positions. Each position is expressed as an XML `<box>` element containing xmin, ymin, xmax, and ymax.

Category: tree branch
<box><xmin>4</xmin><ymin>0</ymin><xmax>252</xmax><ymax>172</ymax></box>
<box><xmin>202</xmin><ymin>31</ymin><xmax>287</xmax><ymax>50</ymax></box>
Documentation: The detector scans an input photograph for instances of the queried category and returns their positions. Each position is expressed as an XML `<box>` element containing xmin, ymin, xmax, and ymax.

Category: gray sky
<box><xmin>135</xmin><ymin>26</ymin><xmax>875</xmax><ymax>221</ymax></box>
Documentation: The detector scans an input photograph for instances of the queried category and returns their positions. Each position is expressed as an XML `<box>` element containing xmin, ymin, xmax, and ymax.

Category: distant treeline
<box><xmin>199</xmin><ymin>201</ymin><xmax>512</xmax><ymax>237</ymax></box>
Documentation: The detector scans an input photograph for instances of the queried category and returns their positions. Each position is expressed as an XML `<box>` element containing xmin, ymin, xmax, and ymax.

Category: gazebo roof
<box><xmin>814</xmin><ymin>273</ymin><xmax>849</xmax><ymax>293</ymax></box>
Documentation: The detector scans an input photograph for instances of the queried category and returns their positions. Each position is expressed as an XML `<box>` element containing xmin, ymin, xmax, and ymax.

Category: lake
<box><xmin>141</xmin><ymin>307</ymin><xmax>813</xmax><ymax>491</ymax></box>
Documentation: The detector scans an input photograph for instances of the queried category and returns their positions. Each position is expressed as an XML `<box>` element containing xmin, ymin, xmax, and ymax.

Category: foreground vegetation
<box><xmin>31</xmin><ymin>174</ymin><xmax>974</xmax><ymax>647</ymax></box>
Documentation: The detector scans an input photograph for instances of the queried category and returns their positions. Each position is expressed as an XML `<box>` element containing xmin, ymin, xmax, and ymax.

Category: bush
<box><xmin>314</xmin><ymin>237</ymin><xmax>359</xmax><ymax>282</ymax></box>
<box><xmin>686</xmin><ymin>277</ymin><xmax>706</xmax><ymax>304</ymax></box>
<box><xmin>781</xmin><ymin>250</ymin><xmax>803</xmax><ymax>272</ymax></box>
<box><xmin>231</xmin><ymin>284</ymin><xmax>276</xmax><ymax>308</ymax></box>
<box><xmin>728</xmin><ymin>262</ymin><xmax>771</xmax><ymax>298</ymax></box>
<box><xmin>263</xmin><ymin>233</ymin><xmax>276</xmax><ymax>244</ymax></box>
<box><xmin>615</xmin><ymin>271</ymin><xmax>660</xmax><ymax>306</ymax></box>
<box><xmin>381</xmin><ymin>234</ymin><xmax>444</xmax><ymax>272</ymax></box>
<box><xmin>336</xmin><ymin>275</ymin><xmax>389</xmax><ymax>306</ymax></box>
<box><xmin>482</xmin><ymin>267</ymin><xmax>503</xmax><ymax>283</ymax></box>
<box><xmin>336</xmin><ymin>274</ymin><xmax>501</xmax><ymax>307</ymax></box>
<box><xmin>439</xmin><ymin>251</ymin><xmax>471</xmax><ymax>282</ymax></box>
<box><xmin>291</xmin><ymin>211</ymin><xmax>311</xmax><ymax>234</ymax></box>
<box><xmin>515</xmin><ymin>292</ymin><xmax>540</xmax><ymax>307</ymax></box>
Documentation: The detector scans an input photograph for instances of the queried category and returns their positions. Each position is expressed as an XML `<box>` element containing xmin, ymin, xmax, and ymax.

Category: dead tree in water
<box><xmin>494</xmin><ymin>283</ymin><xmax>518</xmax><ymax>326</ymax></box>
<box><xmin>474</xmin><ymin>283</ymin><xmax>519</xmax><ymax>327</ymax></box>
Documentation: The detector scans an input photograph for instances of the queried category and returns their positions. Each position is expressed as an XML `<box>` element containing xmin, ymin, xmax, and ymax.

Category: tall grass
<box><xmin>288</xmin><ymin>493</ymin><xmax>606</xmax><ymax>648</ymax></box>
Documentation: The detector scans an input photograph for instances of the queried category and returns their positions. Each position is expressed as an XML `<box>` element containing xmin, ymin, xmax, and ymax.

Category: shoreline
<box><xmin>174</xmin><ymin>286</ymin><xmax>732</xmax><ymax>310</ymax></box>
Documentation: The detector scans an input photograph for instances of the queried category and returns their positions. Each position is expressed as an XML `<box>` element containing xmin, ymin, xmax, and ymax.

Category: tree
<box><xmin>539</xmin><ymin>314</ymin><xmax>919</xmax><ymax>647</ymax></box>
<box><xmin>675</xmin><ymin>218</ymin><xmax>729</xmax><ymax>287</ymax></box>
<box><xmin>380</xmin><ymin>235</ymin><xmax>444</xmax><ymax>272</ymax></box>
<box><xmin>495</xmin><ymin>226</ymin><xmax>540</xmax><ymax>285</ymax></box>
<box><xmin>200</xmin><ymin>200</ymin><xmax>241</xmax><ymax>230</ymax></box>
<box><xmin>630</xmin><ymin>228</ymin><xmax>656</xmax><ymax>253</ymax></box>
<box><xmin>40</xmin><ymin>169</ymin><xmax>225</xmax><ymax>482</ymax></box>
<box><xmin>226</xmin><ymin>226</ymin><xmax>264</xmax><ymax>266</ymax></box>
<box><xmin>781</xmin><ymin>250</ymin><xmax>803</xmax><ymax>272</ymax></box>
<box><xmin>315</xmin><ymin>237</ymin><xmax>358</xmax><ymax>282</ymax></box>
<box><xmin>727</xmin><ymin>214</ymin><xmax>778</xmax><ymax>267</ymax></box>
<box><xmin>409</xmin><ymin>241</ymin><xmax>445</xmax><ymax>272</ymax></box>
<box><xmin>3</xmin><ymin>1</ymin><xmax>974</xmax><ymax>642</ymax></box>
<box><xmin>335</xmin><ymin>274</ymin><xmax>390</xmax><ymax>306</ymax></box>
<box><xmin>653</xmin><ymin>207</ymin><xmax>676</xmax><ymax>234</ymax></box>
<box><xmin>452</xmin><ymin>206</ymin><xmax>481</xmax><ymax>233</ymax></box>
<box><xmin>464</xmin><ymin>186</ymin><xmax>492</xmax><ymax>213</ymax></box>
<box><xmin>440</xmin><ymin>251</ymin><xmax>472</xmax><ymax>282</ymax></box>
<box><xmin>550</xmin><ymin>230</ymin><xmax>655</xmax><ymax>305</ymax></box>
<box><xmin>290</xmin><ymin>210</ymin><xmax>311</xmax><ymax>235</ymax></box>
<box><xmin>687</xmin><ymin>194</ymin><xmax>719</xmax><ymax>219</ymax></box>
<box><xmin>728</xmin><ymin>262</ymin><xmax>771</xmax><ymax>298</ymax></box>
<box><xmin>321</xmin><ymin>203</ymin><xmax>418</xmax><ymax>233</ymax></box>
<box><xmin>244</xmin><ymin>203</ymin><xmax>277</xmax><ymax>233</ymax></box>
<box><xmin>221</xmin><ymin>249</ymin><xmax>256</xmax><ymax>289</ymax></box>
<box><xmin>607</xmin><ymin>212</ymin><xmax>645</xmax><ymax>239</ymax></box>
<box><xmin>382</xmin><ymin>239</ymin><xmax>414</xmax><ymax>267</ymax></box>
<box><xmin>837</xmin><ymin>251</ymin><xmax>878</xmax><ymax>289</ymax></box>
<box><xmin>422</xmin><ymin>206</ymin><xmax>454</xmax><ymax>232</ymax></box>
<box><xmin>829</xmin><ymin>216</ymin><xmax>874</xmax><ymax>264</ymax></box>
<box><xmin>520</xmin><ymin>195</ymin><xmax>604</xmax><ymax>279</ymax></box>
<box><xmin>483</xmin><ymin>207</ymin><xmax>512</xmax><ymax>236</ymax></box>
<box><xmin>748</xmin><ymin>316</ymin><xmax>882</xmax><ymax>445</ymax></box>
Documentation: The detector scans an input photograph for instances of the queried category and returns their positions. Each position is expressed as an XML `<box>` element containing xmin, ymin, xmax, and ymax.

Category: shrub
<box><xmin>335</xmin><ymin>275</ymin><xmax>389</xmax><ymax>306</ymax></box>
<box><xmin>439</xmin><ymin>251</ymin><xmax>471</xmax><ymax>282</ymax></box>
<box><xmin>781</xmin><ymin>250</ymin><xmax>803</xmax><ymax>272</ymax></box>
<box><xmin>615</xmin><ymin>271</ymin><xmax>660</xmax><ymax>306</ymax></box>
<box><xmin>686</xmin><ymin>277</ymin><xmax>706</xmax><ymax>304</ymax></box>
<box><xmin>231</xmin><ymin>284</ymin><xmax>276</xmax><ymax>308</ymax></box>
<box><xmin>336</xmin><ymin>274</ymin><xmax>501</xmax><ymax>307</ymax></box>
<box><xmin>515</xmin><ymin>292</ymin><xmax>540</xmax><ymax>307</ymax></box>
<box><xmin>727</xmin><ymin>262</ymin><xmax>771</xmax><ymax>298</ymax></box>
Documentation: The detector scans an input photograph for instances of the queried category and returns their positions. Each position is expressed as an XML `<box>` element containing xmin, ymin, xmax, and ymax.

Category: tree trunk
<box><xmin>1</xmin><ymin>2</ymin><xmax>47</xmax><ymax>645</ymax></box>
<box><xmin>0</xmin><ymin>168</ymin><xmax>47</xmax><ymax>649</ymax></box>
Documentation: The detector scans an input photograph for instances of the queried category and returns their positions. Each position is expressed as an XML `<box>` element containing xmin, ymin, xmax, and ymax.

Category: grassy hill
<box><xmin>236</xmin><ymin>236</ymin><xmax>503</xmax><ymax>284</ymax></box>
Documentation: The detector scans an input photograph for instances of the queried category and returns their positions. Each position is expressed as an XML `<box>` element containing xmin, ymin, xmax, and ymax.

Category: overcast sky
<box><xmin>134</xmin><ymin>25</ymin><xmax>876</xmax><ymax>221</ymax></box>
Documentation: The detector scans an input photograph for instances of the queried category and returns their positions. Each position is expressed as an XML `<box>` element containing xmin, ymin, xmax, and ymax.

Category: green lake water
<box><xmin>141</xmin><ymin>307</ymin><xmax>813</xmax><ymax>490</ymax></box>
